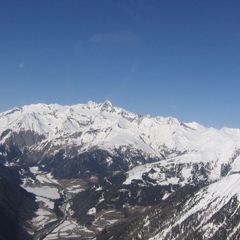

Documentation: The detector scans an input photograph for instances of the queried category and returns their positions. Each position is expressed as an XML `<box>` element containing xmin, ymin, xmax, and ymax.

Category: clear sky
<box><xmin>1</xmin><ymin>0</ymin><xmax>240</xmax><ymax>128</ymax></box>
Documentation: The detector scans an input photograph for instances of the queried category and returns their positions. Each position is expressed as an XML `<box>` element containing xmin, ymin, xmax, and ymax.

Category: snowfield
<box><xmin>25</xmin><ymin>185</ymin><xmax>60</xmax><ymax>199</ymax></box>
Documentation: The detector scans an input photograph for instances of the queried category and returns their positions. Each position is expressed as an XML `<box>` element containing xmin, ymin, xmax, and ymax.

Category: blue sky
<box><xmin>1</xmin><ymin>0</ymin><xmax>240</xmax><ymax>128</ymax></box>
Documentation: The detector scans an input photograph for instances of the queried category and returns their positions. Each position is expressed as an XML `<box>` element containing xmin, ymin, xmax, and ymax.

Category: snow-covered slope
<box><xmin>150</xmin><ymin>173</ymin><xmax>240</xmax><ymax>240</ymax></box>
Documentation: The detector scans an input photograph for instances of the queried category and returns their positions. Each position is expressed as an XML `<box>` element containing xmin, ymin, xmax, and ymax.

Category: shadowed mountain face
<box><xmin>0</xmin><ymin>164</ymin><xmax>37</xmax><ymax>240</ymax></box>
<box><xmin>1</xmin><ymin>102</ymin><xmax>240</xmax><ymax>239</ymax></box>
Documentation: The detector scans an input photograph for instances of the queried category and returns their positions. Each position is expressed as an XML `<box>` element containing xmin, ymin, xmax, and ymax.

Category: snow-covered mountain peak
<box><xmin>100</xmin><ymin>99</ymin><xmax>112</xmax><ymax>108</ymax></box>
<box><xmin>155</xmin><ymin>116</ymin><xmax>181</xmax><ymax>125</ymax></box>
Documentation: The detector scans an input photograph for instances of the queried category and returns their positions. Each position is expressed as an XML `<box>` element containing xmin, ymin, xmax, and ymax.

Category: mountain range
<box><xmin>1</xmin><ymin>101</ymin><xmax>240</xmax><ymax>239</ymax></box>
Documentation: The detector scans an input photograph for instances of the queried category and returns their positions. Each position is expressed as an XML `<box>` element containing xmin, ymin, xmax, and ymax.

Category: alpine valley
<box><xmin>1</xmin><ymin>101</ymin><xmax>240</xmax><ymax>240</ymax></box>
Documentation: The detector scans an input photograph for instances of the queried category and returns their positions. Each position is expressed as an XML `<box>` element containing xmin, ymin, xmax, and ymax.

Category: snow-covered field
<box><xmin>25</xmin><ymin>185</ymin><xmax>60</xmax><ymax>199</ymax></box>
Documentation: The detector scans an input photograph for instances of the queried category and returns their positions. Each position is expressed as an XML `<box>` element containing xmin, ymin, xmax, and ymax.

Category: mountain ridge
<box><xmin>1</xmin><ymin>101</ymin><xmax>240</xmax><ymax>181</ymax></box>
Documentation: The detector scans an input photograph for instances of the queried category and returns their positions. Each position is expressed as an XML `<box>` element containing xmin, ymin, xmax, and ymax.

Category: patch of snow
<box><xmin>36</xmin><ymin>196</ymin><xmax>55</xmax><ymax>209</ymax></box>
<box><xmin>25</xmin><ymin>185</ymin><xmax>60</xmax><ymax>199</ymax></box>
<box><xmin>87</xmin><ymin>207</ymin><xmax>96</xmax><ymax>215</ymax></box>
